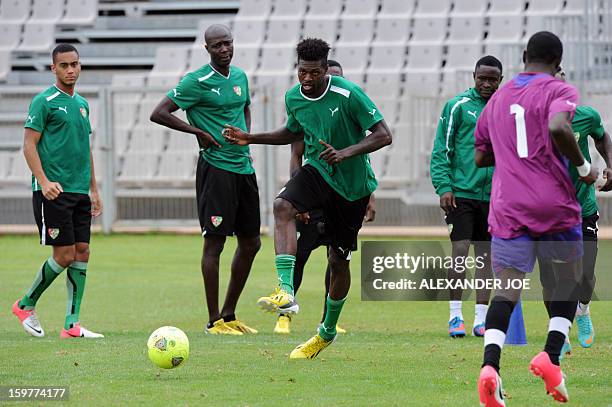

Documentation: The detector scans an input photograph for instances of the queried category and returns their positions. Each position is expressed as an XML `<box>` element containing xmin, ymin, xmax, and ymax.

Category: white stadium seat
<box><xmin>0</xmin><ymin>22</ymin><xmax>22</xmax><ymax>50</ymax></box>
<box><xmin>157</xmin><ymin>152</ymin><xmax>197</xmax><ymax>181</ymax></box>
<box><xmin>343</xmin><ymin>0</ymin><xmax>378</xmax><ymax>17</ymax></box>
<box><xmin>407</xmin><ymin>43</ymin><xmax>443</xmax><ymax>70</ymax></box>
<box><xmin>118</xmin><ymin>152</ymin><xmax>158</xmax><ymax>181</ymax></box>
<box><xmin>338</xmin><ymin>16</ymin><xmax>375</xmax><ymax>43</ymax></box>
<box><xmin>147</xmin><ymin>74</ymin><xmax>182</xmax><ymax>89</ymax></box>
<box><xmin>527</xmin><ymin>0</ymin><xmax>562</xmax><ymax>14</ymax></box>
<box><xmin>149</xmin><ymin>46</ymin><xmax>189</xmax><ymax>76</ymax></box>
<box><xmin>271</xmin><ymin>0</ymin><xmax>307</xmax><ymax>17</ymax></box>
<box><xmin>0</xmin><ymin>151</ymin><xmax>12</xmax><ymax>177</ymax></box>
<box><xmin>7</xmin><ymin>150</ymin><xmax>31</xmax><ymax>184</ymax></box>
<box><xmin>445</xmin><ymin>43</ymin><xmax>482</xmax><ymax>70</ymax></box>
<box><xmin>332</xmin><ymin>43</ymin><xmax>370</xmax><ymax>71</ymax></box>
<box><xmin>489</xmin><ymin>0</ymin><xmax>524</xmax><ymax>14</ymax></box>
<box><xmin>308</xmin><ymin>0</ymin><xmax>343</xmax><ymax>17</ymax></box>
<box><xmin>0</xmin><ymin>50</ymin><xmax>10</xmax><ymax>81</ymax></box>
<box><xmin>187</xmin><ymin>47</ymin><xmax>209</xmax><ymax>72</ymax></box>
<box><xmin>167</xmin><ymin>131</ymin><xmax>199</xmax><ymax>152</ymax></box>
<box><xmin>0</xmin><ymin>0</ymin><xmax>31</xmax><ymax>22</ymax></box>
<box><xmin>236</xmin><ymin>0</ymin><xmax>272</xmax><ymax>18</ymax></box>
<box><xmin>302</xmin><ymin>17</ymin><xmax>338</xmax><ymax>43</ymax></box>
<box><xmin>365</xmin><ymin>70</ymin><xmax>403</xmax><ymax>98</ymax></box>
<box><xmin>412</xmin><ymin>17</ymin><xmax>447</xmax><ymax>42</ymax></box>
<box><xmin>111</xmin><ymin>73</ymin><xmax>147</xmax><ymax>88</ymax></box>
<box><xmin>486</xmin><ymin>15</ymin><xmax>523</xmax><ymax>42</ymax></box>
<box><xmin>413</xmin><ymin>0</ymin><xmax>450</xmax><ymax>16</ymax></box>
<box><xmin>267</xmin><ymin>17</ymin><xmax>302</xmax><ymax>44</ymax></box>
<box><xmin>258</xmin><ymin>44</ymin><xmax>295</xmax><ymax>73</ymax></box>
<box><xmin>128</xmin><ymin>127</ymin><xmax>166</xmax><ymax>153</ymax></box>
<box><xmin>379</xmin><ymin>0</ymin><xmax>415</xmax><ymax>16</ymax></box>
<box><xmin>375</xmin><ymin>98</ymin><xmax>399</xmax><ymax>123</ymax></box>
<box><xmin>113</xmin><ymin>129</ymin><xmax>130</xmax><ymax>154</ymax></box>
<box><xmin>231</xmin><ymin>45</ymin><xmax>260</xmax><ymax>75</ymax></box>
<box><xmin>30</xmin><ymin>0</ymin><xmax>64</xmax><ymax>22</ymax></box>
<box><xmin>563</xmin><ymin>0</ymin><xmax>588</xmax><ymax>14</ymax></box>
<box><xmin>17</xmin><ymin>22</ymin><xmax>55</xmax><ymax>52</ymax></box>
<box><xmin>369</xmin><ymin>43</ymin><xmax>406</xmax><ymax>70</ymax></box>
<box><xmin>448</xmin><ymin>16</ymin><xmax>484</xmax><ymax>42</ymax></box>
<box><xmin>451</xmin><ymin>0</ymin><xmax>487</xmax><ymax>15</ymax></box>
<box><xmin>375</xmin><ymin>16</ymin><xmax>411</xmax><ymax>43</ymax></box>
<box><xmin>61</xmin><ymin>0</ymin><xmax>97</xmax><ymax>25</ymax></box>
<box><xmin>233</xmin><ymin>18</ymin><xmax>266</xmax><ymax>46</ymax></box>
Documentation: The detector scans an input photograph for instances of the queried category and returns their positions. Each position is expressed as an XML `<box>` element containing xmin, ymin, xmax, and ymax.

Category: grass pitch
<box><xmin>1</xmin><ymin>234</ymin><xmax>610</xmax><ymax>406</ymax></box>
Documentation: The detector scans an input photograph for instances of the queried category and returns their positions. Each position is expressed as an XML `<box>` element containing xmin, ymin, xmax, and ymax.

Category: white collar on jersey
<box><xmin>54</xmin><ymin>84</ymin><xmax>76</xmax><ymax>98</ymax></box>
<box><xmin>300</xmin><ymin>75</ymin><xmax>332</xmax><ymax>101</ymax></box>
<box><xmin>209</xmin><ymin>64</ymin><xmax>230</xmax><ymax>79</ymax></box>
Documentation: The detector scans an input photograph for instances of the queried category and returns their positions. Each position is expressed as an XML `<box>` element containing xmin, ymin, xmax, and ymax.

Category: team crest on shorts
<box><xmin>48</xmin><ymin>228</ymin><xmax>60</xmax><ymax>239</ymax></box>
<box><xmin>447</xmin><ymin>223</ymin><xmax>453</xmax><ymax>235</ymax></box>
<box><xmin>80</xmin><ymin>107</ymin><xmax>87</xmax><ymax>118</ymax></box>
<box><xmin>233</xmin><ymin>86</ymin><xmax>242</xmax><ymax>96</ymax></box>
<box><xmin>211</xmin><ymin>216</ymin><xmax>223</xmax><ymax>227</ymax></box>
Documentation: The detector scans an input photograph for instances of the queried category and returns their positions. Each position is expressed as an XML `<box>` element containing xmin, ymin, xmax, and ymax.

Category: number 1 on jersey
<box><xmin>511</xmin><ymin>104</ymin><xmax>528</xmax><ymax>158</ymax></box>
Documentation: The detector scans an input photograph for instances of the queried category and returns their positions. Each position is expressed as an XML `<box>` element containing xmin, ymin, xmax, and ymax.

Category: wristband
<box><xmin>577</xmin><ymin>161</ymin><xmax>591</xmax><ymax>177</ymax></box>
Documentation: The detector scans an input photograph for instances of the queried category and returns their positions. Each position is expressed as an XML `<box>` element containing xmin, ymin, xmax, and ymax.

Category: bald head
<box><xmin>203</xmin><ymin>24</ymin><xmax>234</xmax><ymax>69</ymax></box>
<box><xmin>204</xmin><ymin>24</ymin><xmax>232</xmax><ymax>45</ymax></box>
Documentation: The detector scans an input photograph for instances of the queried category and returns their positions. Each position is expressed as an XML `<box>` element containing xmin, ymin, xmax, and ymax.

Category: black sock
<box><xmin>544</xmin><ymin>331</ymin><xmax>566</xmax><ymax>366</ymax></box>
<box><xmin>482</xmin><ymin>296</ymin><xmax>515</xmax><ymax>373</ymax></box>
<box><xmin>483</xmin><ymin>345</ymin><xmax>502</xmax><ymax>373</ymax></box>
<box><xmin>222</xmin><ymin>313</ymin><xmax>236</xmax><ymax>322</ymax></box>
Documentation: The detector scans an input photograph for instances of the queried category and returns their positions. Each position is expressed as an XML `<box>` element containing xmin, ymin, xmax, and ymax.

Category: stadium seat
<box><xmin>369</xmin><ymin>43</ymin><xmax>406</xmax><ymax>70</ymax></box>
<box><xmin>413</xmin><ymin>0</ymin><xmax>450</xmax><ymax>16</ymax></box>
<box><xmin>368</xmin><ymin>148</ymin><xmax>387</xmax><ymax>178</ymax></box>
<box><xmin>138</xmin><ymin>95</ymin><xmax>165</xmax><ymax>126</ymax></box>
<box><xmin>7</xmin><ymin>150</ymin><xmax>31</xmax><ymax>184</ymax></box>
<box><xmin>407</xmin><ymin>43</ymin><xmax>443</xmax><ymax>70</ymax></box>
<box><xmin>0</xmin><ymin>50</ymin><xmax>10</xmax><ymax>81</ymax></box>
<box><xmin>167</xmin><ymin>131</ymin><xmax>199</xmax><ymax>152</ymax></box>
<box><xmin>379</xmin><ymin>0</ymin><xmax>415</xmax><ymax>16</ymax></box>
<box><xmin>0</xmin><ymin>0</ymin><xmax>31</xmax><ymax>22</ymax></box>
<box><xmin>147</xmin><ymin>75</ymin><xmax>182</xmax><ymax>89</ymax></box>
<box><xmin>365</xmin><ymin>69</ymin><xmax>402</xmax><ymax>98</ymax></box>
<box><xmin>489</xmin><ymin>0</ymin><xmax>525</xmax><ymax>14</ymax></box>
<box><xmin>149</xmin><ymin>46</ymin><xmax>189</xmax><ymax>76</ymax></box>
<box><xmin>412</xmin><ymin>17</ymin><xmax>448</xmax><ymax>43</ymax></box>
<box><xmin>0</xmin><ymin>22</ymin><xmax>22</xmax><ymax>50</ymax></box>
<box><xmin>236</xmin><ymin>0</ymin><xmax>272</xmax><ymax>18</ymax></box>
<box><xmin>267</xmin><ymin>17</ymin><xmax>302</xmax><ymax>44</ymax></box>
<box><xmin>342</xmin><ymin>0</ymin><xmax>378</xmax><ymax>17</ymax></box>
<box><xmin>375</xmin><ymin>97</ymin><xmax>399</xmax><ymax>124</ymax></box>
<box><xmin>157</xmin><ymin>152</ymin><xmax>197</xmax><ymax>182</ymax></box>
<box><xmin>375</xmin><ymin>16</ymin><xmax>411</xmax><ymax>43</ymax></box>
<box><xmin>187</xmin><ymin>47</ymin><xmax>210</xmax><ymax>72</ymax></box>
<box><xmin>563</xmin><ymin>0</ymin><xmax>587</xmax><ymax>14</ymax></box>
<box><xmin>30</xmin><ymin>0</ymin><xmax>64</xmax><ymax>22</ymax></box>
<box><xmin>128</xmin><ymin>127</ymin><xmax>166</xmax><ymax>153</ymax></box>
<box><xmin>527</xmin><ymin>0</ymin><xmax>562</xmax><ymax>14</ymax></box>
<box><xmin>451</xmin><ymin>0</ymin><xmax>487</xmax><ymax>15</ymax></box>
<box><xmin>484</xmin><ymin>43</ymin><xmax>523</xmax><ymax>72</ymax></box>
<box><xmin>111</xmin><ymin>73</ymin><xmax>147</xmax><ymax>88</ymax></box>
<box><xmin>249</xmin><ymin>144</ymin><xmax>265</xmax><ymax>176</ymax></box>
<box><xmin>112</xmin><ymin>94</ymin><xmax>141</xmax><ymax>132</ymax></box>
<box><xmin>332</xmin><ymin>43</ymin><xmax>370</xmax><ymax>72</ymax></box>
<box><xmin>448</xmin><ymin>16</ymin><xmax>484</xmax><ymax>42</ymax></box>
<box><xmin>231</xmin><ymin>45</ymin><xmax>260</xmax><ymax>75</ymax></box>
<box><xmin>444</xmin><ymin>43</ymin><xmax>482</xmax><ymax>70</ymax></box>
<box><xmin>308</xmin><ymin>0</ymin><xmax>343</xmax><ymax>17</ymax></box>
<box><xmin>383</xmin><ymin>149</ymin><xmax>413</xmax><ymax>186</ymax></box>
<box><xmin>118</xmin><ymin>152</ymin><xmax>158</xmax><ymax>181</ymax></box>
<box><xmin>16</xmin><ymin>22</ymin><xmax>55</xmax><ymax>52</ymax></box>
<box><xmin>338</xmin><ymin>16</ymin><xmax>375</xmax><ymax>43</ymax></box>
<box><xmin>525</xmin><ymin>15</ymin><xmax>550</xmax><ymax>38</ymax></box>
<box><xmin>258</xmin><ymin>44</ymin><xmax>295</xmax><ymax>73</ymax></box>
<box><xmin>0</xmin><ymin>151</ymin><xmax>12</xmax><ymax>178</ymax></box>
<box><xmin>486</xmin><ymin>15</ymin><xmax>523</xmax><ymax>42</ymax></box>
<box><xmin>233</xmin><ymin>18</ymin><xmax>266</xmax><ymax>46</ymax></box>
<box><xmin>270</xmin><ymin>0</ymin><xmax>307</xmax><ymax>17</ymax></box>
<box><xmin>61</xmin><ymin>0</ymin><xmax>97</xmax><ymax>25</ymax></box>
<box><xmin>302</xmin><ymin>18</ymin><xmax>338</xmax><ymax>43</ymax></box>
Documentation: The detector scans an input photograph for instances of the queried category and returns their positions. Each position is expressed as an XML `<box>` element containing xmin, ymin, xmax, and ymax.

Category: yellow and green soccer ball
<box><xmin>147</xmin><ymin>326</ymin><xmax>189</xmax><ymax>369</ymax></box>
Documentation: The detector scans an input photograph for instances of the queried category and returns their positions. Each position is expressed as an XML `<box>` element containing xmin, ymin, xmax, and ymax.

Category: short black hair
<box><xmin>526</xmin><ymin>31</ymin><xmax>563</xmax><ymax>65</ymax></box>
<box><xmin>475</xmin><ymin>55</ymin><xmax>503</xmax><ymax>74</ymax></box>
<box><xmin>52</xmin><ymin>43</ymin><xmax>79</xmax><ymax>62</ymax></box>
<box><xmin>296</xmin><ymin>38</ymin><xmax>330</xmax><ymax>66</ymax></box>
<box><xmin>327</xmin><ymin>59</ymin><xmax>342</xmax><ymax>69</ymax></box>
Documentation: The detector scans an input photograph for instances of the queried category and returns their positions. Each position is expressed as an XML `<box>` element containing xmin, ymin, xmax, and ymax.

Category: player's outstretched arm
<box><xmin>23</xmin><ymin>128</ymin><xmax>63</xmax><ymax>200</ymax></box>
<box><xmin>223</xmin><ymin>124</ymin><xmax>303</xmax><ymax>146</ymax></box>
<box><xmin>150</xmin><ymin>96</ymin><xmax>220</xmax><ymax>148</ymax></box>
<box><xmin>550</xmin><ymin>112</ymin><xmax>598</xmax><ymax>184</ymax></box>
<box><xmin>319</xmin><ymin>120</ymin><xmax>392</xmax><ymax>165</ymax></box>
<box><xmin>594</xmin><ymin>130</ymin><xmax>612</xmax><ymax>191</ymax></box>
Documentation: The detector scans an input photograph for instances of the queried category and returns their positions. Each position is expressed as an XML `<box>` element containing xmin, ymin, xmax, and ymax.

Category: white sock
<box><xmin>449</xmin><ymin>300</ymin><xmax>463</xmax><ymax>321</ymax></box>
<box><xmin>549</xmin><ymin>316</ymin><xmax>572</xmax><ymax>339</ymax></box>
<box><xmin>576</xmin><ymin>301</ymin><xmax>590</xmax><ymax>316</ymax></box>
<box><xmin>484</xmin><ymin>328</ymin><xmax>506</xmax><ymax>349</ymax></box>
<box><xmin>474</xmin><ymin>304</ymin><xmax>488</xmax><ymax>325</ymax></box>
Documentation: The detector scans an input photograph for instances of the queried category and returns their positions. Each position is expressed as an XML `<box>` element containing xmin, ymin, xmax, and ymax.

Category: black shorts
<box><xmin>444</xmin><ymin>197</ymin><xmax>491</xmax><ymax>242</ymax></box>
<box><xmin>582</xmin><ymin>212</ymin><xmax>599</xmax><ymax>241</ymax></box>
<box><xmin>196</xmin><ymin>156</ymin><xmax>261</xmax><ymax>237</ymax></box>
<box><xmin>33</xmin><ymin>191</ymin><xmax>91</xmax><ymax>246</ymax></box>
<box><xmin>296</xmin><ymin>209</ymin><xmax>330</xmax><ymax>254</ymax></box>
<box><xmin>278</xmin><ymin>165</ymin><xmax>369</xmax><ymax>260</ymax></box>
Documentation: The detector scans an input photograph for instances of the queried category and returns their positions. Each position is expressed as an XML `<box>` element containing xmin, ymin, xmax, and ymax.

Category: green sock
<box><xmin>19</xmin><ymin>257</ymin><xmax>65</xmax><ymax>310</ymax></box>
<box><xmin>64</xmin><ymin>261</ymin><xmax>87</xmax><ymax>329</ymax></box>
<box><xmin>275</xmin><ymin>254</ymin><xmax>296</xmax><ymax>295</ymax></box>
<box><xmin>318</xmin><ymin>296</ymin><xmax>347</xmax><ymax>341</ymax></box>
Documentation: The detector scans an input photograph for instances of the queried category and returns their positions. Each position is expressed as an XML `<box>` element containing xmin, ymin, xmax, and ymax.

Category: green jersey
<box><xmin>570</xmin><ymin>105</ymin><xmax>605</xmax><ymax>217</ymax></box>
<box><xmin>167</xmin><ymin>64</ymin><xmax>253</xmax><ymax>174</ymax></box>
<box><xmin>430</xmin><ymin>88</ymin><xmax>493</xmax><ymax>201</ymax></box>
<box><xmin>24</xmin><ymin>85</ymin><xmax>92</xmax><ymax>194</ymax></box>
<box><xmin>284</xmin><ymin>75</ymin><xmax>383</xmax><ymax>201</ymax></box>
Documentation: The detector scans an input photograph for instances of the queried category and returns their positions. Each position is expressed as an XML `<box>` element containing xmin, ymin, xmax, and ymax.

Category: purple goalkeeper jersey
<box><xmin>474</xmin><ymin>72</ymin><xmax>581</xmax><ymax>238</ymax></box>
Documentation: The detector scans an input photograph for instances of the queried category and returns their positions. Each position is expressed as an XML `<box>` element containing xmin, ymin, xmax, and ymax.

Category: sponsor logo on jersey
<box><xmin>233</xmin><ymin>86</ymin><xmax>242</xmax><ymax>96</ymax></box>
<box><xmin>467</xmin><ymin>110</ymin><xmax>477</xmax><ymax>118</ymax></box>
<box><xmin>58</xmin><ymin>106</ymin><xmax>68</xmax><ymax>114</ymax></box>
<box><xmin>329</xmin><ymin>107</ymin><xmax>339</xmax><ymax>117</ymax></box>
<box><xmin>368</xmin><ymin>108</ymin><xmax>377</xmax><ymax>117</ymax></box>
<box><xmin>211</xmin><ymin>88</ymin><xmax>221</xmax><ymax>96</ymax></box>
